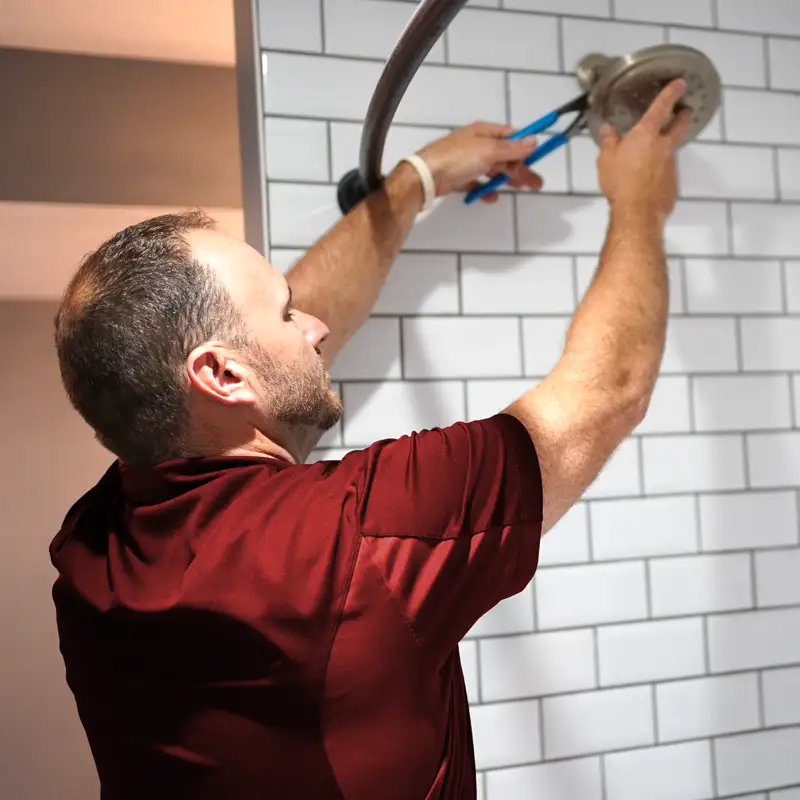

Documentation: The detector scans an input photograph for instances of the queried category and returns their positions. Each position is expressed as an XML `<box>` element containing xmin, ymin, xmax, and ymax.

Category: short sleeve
<box><xmin>354</xmin><ymin>413</ymin><xmax>543</xmax><ymax>655</ymax></box>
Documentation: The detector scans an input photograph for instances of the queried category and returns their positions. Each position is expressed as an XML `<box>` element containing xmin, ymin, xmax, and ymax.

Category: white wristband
<box><xmin>400</xmin><ymin>154</ymin><xmax>437</xmax><ymax>212</ymax></box>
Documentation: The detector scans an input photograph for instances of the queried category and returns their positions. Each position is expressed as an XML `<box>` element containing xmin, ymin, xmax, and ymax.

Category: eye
<box><xmin>284</xmin><ymin>307</ymin><xmax>294</xmax><ymax>322</ymax></box>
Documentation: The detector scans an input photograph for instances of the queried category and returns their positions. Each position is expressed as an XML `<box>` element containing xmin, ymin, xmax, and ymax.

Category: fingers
<box><xmin>665</xmin><ymin>107</ymin><xmax>694</xmax><ymax>148</ymax></box>
<box><xmin>504</xmin><ymin>162</ymin><xmax>544</xmax><ymax>190</ymax></box>
<box><xmin>598</xmin><ymin>122</ymin><xmax>621</xmax><ymax>152</ymax></box>
<box><xmin>638</xmin><ymin>78</ymin><xmax>688</xmax><ymax>135</ymax></box>
<box><xmin>469</xmin><ymin>121</ymin><xmax>516</xmax><ymax>138</ymax></box>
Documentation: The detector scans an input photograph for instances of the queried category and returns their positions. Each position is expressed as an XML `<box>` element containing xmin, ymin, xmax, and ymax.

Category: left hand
<box><xmin>417</xmin><ymin>121</ymin><xmax>544</xmax><ymax>204</ymax></box>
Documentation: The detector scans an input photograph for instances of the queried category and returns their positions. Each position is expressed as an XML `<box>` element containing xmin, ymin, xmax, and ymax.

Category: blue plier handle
<box><xmin>464</xmin><ymin>93</ymin><xmax>589</xmax><ymax>205</ymax></box>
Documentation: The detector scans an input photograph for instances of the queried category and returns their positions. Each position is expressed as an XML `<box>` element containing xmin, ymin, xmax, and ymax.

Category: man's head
<box><xmin>55</xmin><ymin>210</ymin><xmax>341</xmax><ymax>467</ymax></box>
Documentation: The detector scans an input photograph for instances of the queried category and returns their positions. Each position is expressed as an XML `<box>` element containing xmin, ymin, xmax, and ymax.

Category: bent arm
<box><xmin>286</xmin><ymin>163</ymin><xmax>423</xmax><ymax>367</ymax></box>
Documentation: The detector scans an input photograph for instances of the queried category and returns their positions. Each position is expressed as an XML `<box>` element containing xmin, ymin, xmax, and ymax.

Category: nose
<box><xmin>295</xmin><ymin>309</ymin><xmax>330</xmax><ymax>348</ymax></box>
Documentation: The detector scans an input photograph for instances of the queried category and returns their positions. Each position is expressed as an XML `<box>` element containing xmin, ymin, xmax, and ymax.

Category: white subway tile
<box><xmin>521</xmin><ymin>317</ymin><xmax>570</xmax><ymax>377</ymax></box>
<box><xmin>769</xmin><ymin>38</ymin><xmax>800</xmax><ymax>91</ymax></box>
<box><xmin>329</xmin><ymin>122</ymin><xmax>448</xmax><ymax>182</ymax></box>
<box><xmin>535</xmin><ymin>561</ymin><xmax>648</xmax><ymax>630</ymax></box>
<box><xmin>756</xmin><ymin>548</ymin><xmax>800</xmax><ymax>607</ymax></box>
<box><xmin>342</xmin><ymin>381</ymin><xmax>465</xmax><ymax>446</ymax></box>
<box><xmin>590</xmin><ymin>495</ymin><xmax>698</xmax><ymax>561</ymax></box>
<box><xmin>605</xmin><ymin>741</ymin><xmax>714</xmax><ymax>800</ymax></box>
<box><xmin>666</xmin><ymin>28</ymin><xmax>767</xmax><ymax>87</ymax></box>
<box><xmin>742</xmin><ymin>318</ymin><xmax>800</xmax><ymax>370</ymax></box>
<box><xmin>576</xmin><ymin>257</ymin><xmax>685</xmax><ymax>314</ymax></box>
<box><xmin>733</xmin><ymin>202</ymin><xmax>800</xmax><ymax>257</ymax></box>
<box><xmin>708</xmin><ymin>607</ymin><xmax>800</xmax><ymax>672</ymax></box>
<box><xmin>462</xmin><ymin>255</ymin><xmax>575</xmax><ymax>315</ymax></box>
<box><xmin>664</xmin><ymin>201</ymin><xmax>730</xmax><ymax>256</ymax></box>
<box><xmin>637</xmin><ymin>376</ymin><xmax>692</xmax><ymax>434</ymax></box>
<box><xmin>642</xmin><ymin>435</ymin><xmax>746</xmax><ymax>494</ymax></box>
<box><xmin>679</xmin><ymin>144</ymin><xmax>776</xmax><ymax>200</ymax></box>
<box><xmin>459</xmin><ymin>640</ymin><xmax>480</xmax><ymax>704</ymax></box>
<box><xmin>518</xmin><ymin>195</ymin><xmax>609</xmax><ymax>254</ymax></box>
<box><xmin>467</xmin><ymin>380</ymin><xmax>536</xmax><ymax>422</ymax></box>
<box><xmin>471</xmin><ymin>699</ymin><xmax>542</xmax><ymax>770</ymax></box>
<box><xmin>531</xmin><ymin>134</ymin><xmax>571</xmax><ymax>195</ymax></box>
<box><xmin>684</xmin><ymin>259</ymin><xmax>783</xmax><ymax>314</ymax></box>
<box><xmin>329</xmin><ymin>318</ymin><xmax>401</xmax><ymax>380</ymax></box>
<box><xmin>661</xmin><ymin>317</ymin><xmax>738</xmax><ymax>373</ymax></box>
<box><xmin>268</xmin><ymin>183</ymin><xmax>340</xmax><ymax>247</ymax></box>
<box><xmin>323</xmin><ymin>0</ymin><xmax>445</xmax><ymax>61</ymax></box>
<box><xmin>778</xmin><ymin>149</ymin><xmax>800</xmax><ymax>201</ymax></box>
<box><xmin>748</xmin><ymin>431</ymin><xmax>800</xmax><ymax>488</ymax></box>
<box><xmin>263</xmin><ymin>53</ymin><xmax>380</xmax><ymax>119</ymax></box>
<box><xmin>406</xmin><ymin>195</ymin><xmax>515</xmax><ymax>252</ymax></box>
<box><xmin>503</xmin><ymin>0</ymin><xmax>609</xmax><ymax>14</ymax></box>
<box><xmin>374</xmin><ymin>253</ymin><xmax>460</xmax><ymax>315</ymax></box>
<box><xmin>447</xmin><ymin>8</ymin><xmax>559</xmax><ymax>70</ymax></box>
<box><xmin>657</xmin><ymin>673</ymin><xmax>761</xmax><ymax>742</ymax></box>
<box><xmin>508</xmin><ymin>73</ymin><xmax>586</xmax><ymax>130</ymax></box>
<box><xmin>269</xmin><ymin>248</ymin><xmax>306</xmax><ymax>274</ymax></box>
<box><xmin>693</xmin><ymin>375</ymin><xmax>792</xmax><ymax>432</ymax></box>
<box><xmin>772</xmin><ymin>790</ymin><xmax>800</xmax><ymax>800</ymax></box>
<box><xmin>395</xmin><ymin>64</ymin><xmax>506</xmax><ymax>127</ymax></box>
<box><xmin>402</xmin><ymin>317</ymin><xmax>521</xmax><ymax>379</ymax></box>
<box><xmin>542</xmin><ymin>686</ymin><xmax>653</xmax><ymax>760</ymax></box>
<box><xmin>467</xmin><ymin>585</ymin><xmax>535</xmax><ymax>638</ymax></box>
<box><xmin>616</xmin><ymin>0</ymin><xmax>712</xmax><ymax>25</ymax></box>
<box><xmin>700</xmin><ymin>490</ymin><xmax>800</xmax><ymax>551</ymax></box>
<box><xmin>718</xmin><ymin>0</ymin><xmax>800</xmax><ymax>36</ymax></box>
<box><xmin>486</xmin><ymin>758</ymin><xmax>603</xmax><ymax>800</ymax></box>
<box><xmin>698</xmin><ymin>111</ymin><xmax>724</xmax><ymax>142</ymax></box>
<box><xmin>725</xmin><ymin>90</ymin><xmax>800</xmax><ymax>146</ymax></box>
<box><xmin>598</xmin><ymin>618</ymin><xmax>706</xmax><ymax>687</ymax></box>
<box><xmin>715</xmin><ymin>728</ymin><xmax>800</xmax><ymax>797</ymax></box>
<box><xmin>258</xmin><ymin>0</ymin><xmax>322</xmax><ymax>51</ymax></box>
<box><xmin>584</xmin><ymin>439</ymin><xmax>642</xmax><ymax>500</ymax></box>
<box><xmin>786</xmin><ymin>262</ymin><xmax>800</xmax><ymax>309</ymax></box>
<box><xmin>569</xmin><ymin>136</ymin><xmax>601</xmax><ymax>195</ymax></box>
<box><xmin>480</xmin><ymin>629</ymin><xmax>596</xmax><ymax>701</ymax></box>
<box><xmin>539</xmin><ymin>503</ymin><xmax>591</xmax><ymax>566</ymax></box>
<box><xmin>561</xmin><ymin>18</ymin><xmax>665</xmax><ymax>74</ymax></box>
<box><xmin>650</xmin><ymin>552</ymin><xmax>754</xmax><ymax>616</ymax></box>
<box><xmin>264</xmin><ymin>118</ymin><xmax>329</xmax><ymax>182</ymax></box>
<box><xmin>762</xmin><ymin>666</ymin><xmax>800</xmax><ymax>727</ymax></box>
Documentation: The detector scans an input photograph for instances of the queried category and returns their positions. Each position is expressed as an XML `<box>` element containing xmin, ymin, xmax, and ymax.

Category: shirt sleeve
<box><xmin>353</xmin><ymin>413</ymin><xmax>543</xmax><ymax>656</ymax></box>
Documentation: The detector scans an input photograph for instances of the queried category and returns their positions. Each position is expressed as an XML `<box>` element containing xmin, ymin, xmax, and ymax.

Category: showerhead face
<box><xmin>580</xmin><ymin>44</ymin><xmax>722</xmax><ymax>146</ymax></box>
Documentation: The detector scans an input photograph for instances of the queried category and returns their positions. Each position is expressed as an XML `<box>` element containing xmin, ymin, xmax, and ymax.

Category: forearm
<box><xmin>286</xmin><ymin>162</ymin><xmax>423</xmax><ymax>364</ymax></box>
<box><xmin>560</xmin><ymin>204</ymin><xmax>669</xmax><ymax>413</ymax></box>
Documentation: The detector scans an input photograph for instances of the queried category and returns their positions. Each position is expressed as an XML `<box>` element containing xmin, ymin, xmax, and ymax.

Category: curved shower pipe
<box><xmin>336</xmin><ymin>0</ymin><xmax>469</xmax><ymax>215</ymax></box>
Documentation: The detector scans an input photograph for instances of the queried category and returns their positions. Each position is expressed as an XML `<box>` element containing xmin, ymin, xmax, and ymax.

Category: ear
<box><xmin>186</xmin><ymin>344</ymin><xmax>256</xmax><ymax>406</ymax></box>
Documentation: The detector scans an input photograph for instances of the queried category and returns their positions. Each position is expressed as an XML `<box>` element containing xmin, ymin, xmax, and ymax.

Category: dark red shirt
<box><xmin>50</xmin><ymin>414</ymin><xmax>543</xmax><ymax>799</ymax></box>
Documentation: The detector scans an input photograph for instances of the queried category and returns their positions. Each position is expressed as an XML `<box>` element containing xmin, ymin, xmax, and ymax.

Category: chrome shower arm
<box><xmin>337</xmin><ymin>0</ymin><xmax>469</xmax><ymax>214</ymax></box>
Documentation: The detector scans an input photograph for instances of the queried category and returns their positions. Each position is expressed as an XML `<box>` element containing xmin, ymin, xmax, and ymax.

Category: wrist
<box><xmin>609</xmin><ymin>200</ymin><xmax>669</xmax><ymax>231</ymax></box>
<box><xmin>385</xmin><ymin>161</ymin><xmax>426</xmax><ymax>211</ymax></box>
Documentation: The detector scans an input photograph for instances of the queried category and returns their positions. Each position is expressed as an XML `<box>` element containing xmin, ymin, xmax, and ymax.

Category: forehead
<box><xmin>185</xmin><ymin>228</ymin><xmax>286</xmax><ymax>309</ymax></box>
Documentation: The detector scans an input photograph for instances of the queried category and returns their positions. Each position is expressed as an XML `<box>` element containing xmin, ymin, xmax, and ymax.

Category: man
<box><xmin>50</xmin><ymin>80</ymin><xmax>690</xmax><ymax>799</ymax></box>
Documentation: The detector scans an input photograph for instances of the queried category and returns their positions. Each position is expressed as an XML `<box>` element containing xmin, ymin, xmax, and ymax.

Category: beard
<box><xmin>245</xmin><ymin>340</ymin><xmax>342</xmax><ymax>433</ymax></box>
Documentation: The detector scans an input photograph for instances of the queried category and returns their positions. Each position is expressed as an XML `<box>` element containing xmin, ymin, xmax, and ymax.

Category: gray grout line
<box><xmin>781</xmin><ymin>260</ymin><xmax>790</xmax><ymax>315</ymax></box>
<box><xmin>650</xmin><ymin>684</ymin><xmax>659</xmax><ymax>744</ymax></box>
<box><xmin>711</xmin><ymin>0</ymin><xmax>719</xmax><ymax>28</ymax></box>
<box><xmin>709</xmin><ymin>737</ymin><xmax>720</xmax><ymax>797</ymax></box>
<box><xmin>750</xmin><ymin>549</ymin><xmax>759</xmax><ymax>608</ymax></box>
<box><xmin>764</xmin><ymin>36</ymin><xmax>772</xmax><ymax>90</ymax></box>
<box><xmin>734</xmin><ymin>316</ymin><xmax>745</xmax><ymax>372</ymax></box>
<box><xmin>757</xmin><ymin>669</ymin><xmax>766</xmax><ymax>728</ymax></box>
<box><xmin>370</xmin><ymin>0</ymin><xmax>800</xmax><ymax>44</ymax></box>
<box><xmin>325</xmin><ymin>121</ymin><xmax>334</xmax><ymax>183</ymax></box>
<box><xmin>555</xmin><ymin>17</ymin><xmax>565</xmax><ymax>73</ymax></box>
<box><xmin>397</xmin><ymin>316</ymin><xmax>406</xmax><ymax>380</ymax></box>
<box><xmin>599</xmin><ymin>753</ymin><xmax>608</xmax><ymax>800</ymax></box>
<box><xmin>460</xmin><ymin>600</ymin><xmax>800</xmax><ymax>644</ymax></box>
<box><xmin>773</xmin><ymin>148</ymin><xmax>782</xmax><ymax>201</ymax></box>
<box><xmin>790</xmin><ymin>372</ymin><xmax>798</xmax><ymax>429</ymax></box>
<box><xmin>702</xmin><ymin>614</ymin><xmax>711</xmax><ymax>674</ymax></box>
<box><xmin>262</xmin><ymin>45</ymin><xmax>800</xmax><ymax>99</ymax></box>
<box><xmin>475</xmin><ymin>638</ymin><xmax>484</xmax><ymax>704</ymax></box>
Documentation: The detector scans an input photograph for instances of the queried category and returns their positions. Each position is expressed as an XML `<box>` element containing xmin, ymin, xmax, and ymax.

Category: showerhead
<box><xmin>577</xmin><ymin>44</ymin><xmax>722</xmax><ymax>145</ymax></box>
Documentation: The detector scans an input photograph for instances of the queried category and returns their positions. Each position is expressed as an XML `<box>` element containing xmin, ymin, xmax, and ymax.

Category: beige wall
<box><xmin>0</xmin><ymin>301</ymin><xmax>110</xmax><ymax>798</ymax></box>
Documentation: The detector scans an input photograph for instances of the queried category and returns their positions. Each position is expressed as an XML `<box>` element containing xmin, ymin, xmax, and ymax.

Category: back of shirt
<box><xmin>50</xmin><ymin>414</ymin><xmax>542</xmax><ymax>799</ymax></box>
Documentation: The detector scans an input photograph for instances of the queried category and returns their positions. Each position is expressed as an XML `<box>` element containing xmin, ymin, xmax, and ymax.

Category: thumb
<box><xmin>495</xmin><ymin>135</ymin><xmax>538</xmax><ymax>162</ymax></box>
<box><xmin>598</xmin><ymin>122</ymin><xmax>620</xmax><ymax>151</ymax></box>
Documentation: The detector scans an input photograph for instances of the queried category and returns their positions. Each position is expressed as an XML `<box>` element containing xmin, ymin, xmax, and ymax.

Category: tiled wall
<box><xmin>253</xmin><ymin>0</ymin><xmax>800</xmax><ymax>796</ymax></box>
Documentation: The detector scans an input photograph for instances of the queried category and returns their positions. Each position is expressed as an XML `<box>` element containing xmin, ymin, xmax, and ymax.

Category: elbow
<box><xmin>618</xmin><ymin>376</ymin><xmax>655</xmax><ymax>432</ymax></box>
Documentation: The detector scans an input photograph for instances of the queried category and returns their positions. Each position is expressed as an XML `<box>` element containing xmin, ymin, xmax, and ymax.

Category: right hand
<box><xmin>596</xmin><ymin>78</ymin><xmax>693</xmax><ymax>222</ymax></box>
